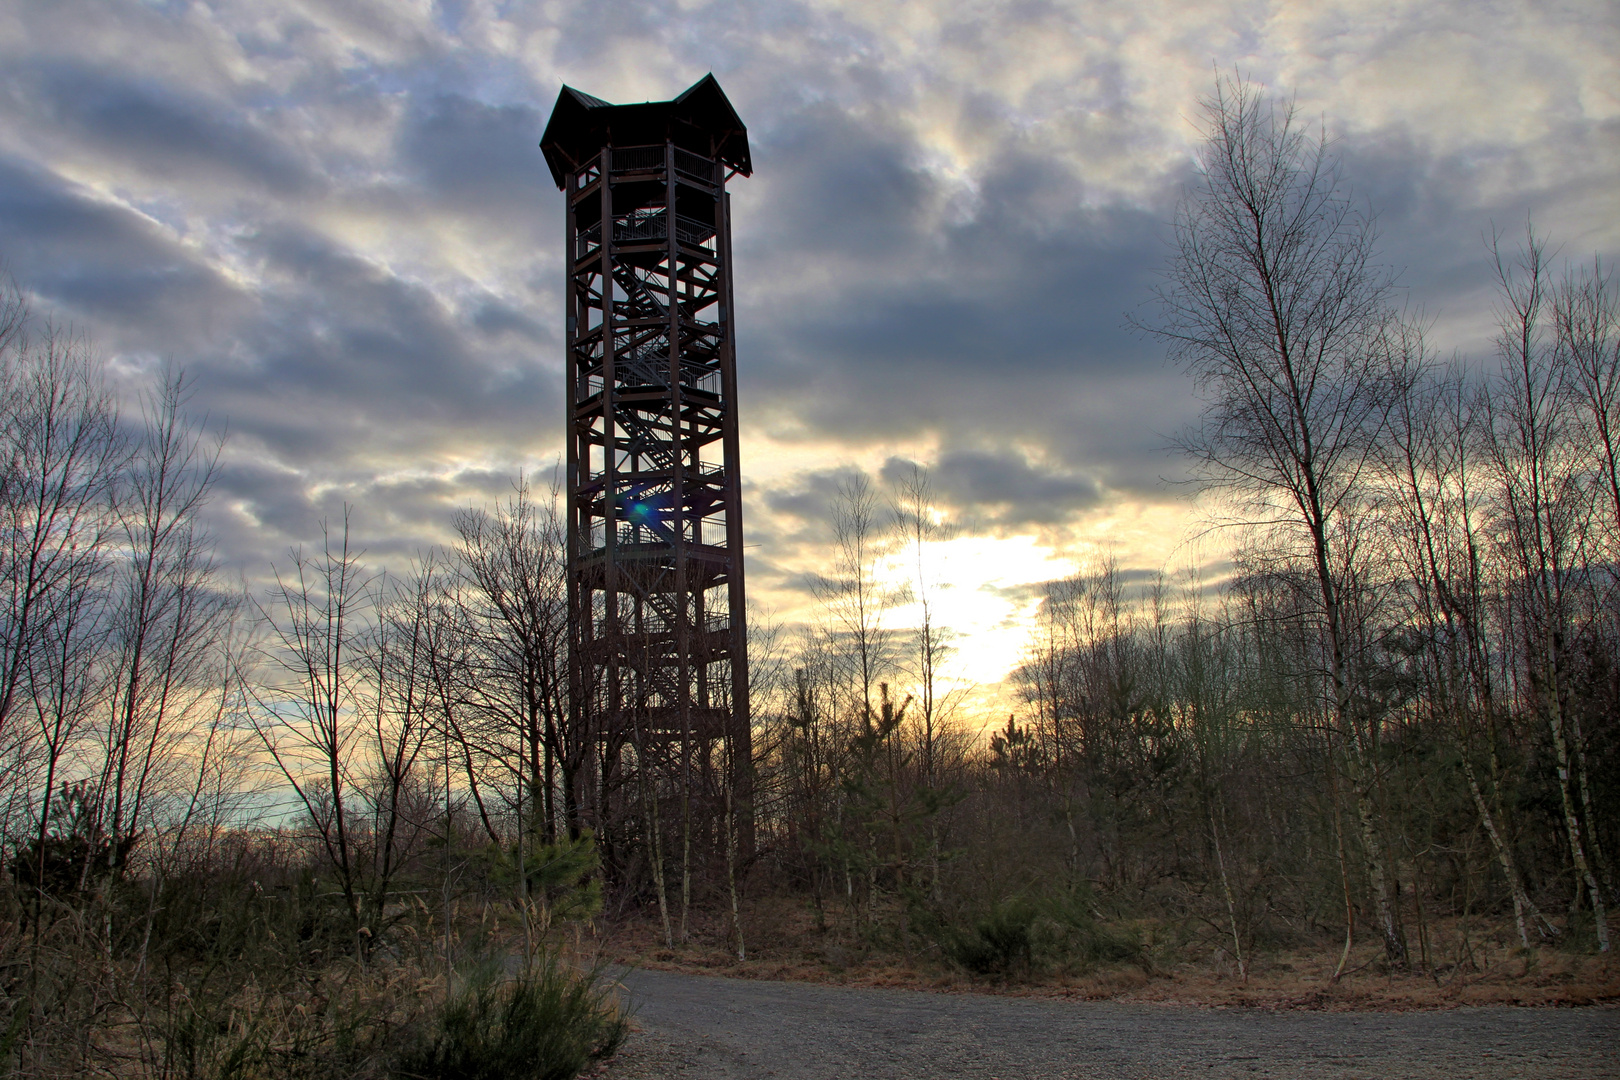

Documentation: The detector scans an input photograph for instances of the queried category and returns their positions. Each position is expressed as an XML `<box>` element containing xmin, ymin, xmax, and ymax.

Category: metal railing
<box><xmin>579</xmin><ymin>213</ymin><xmax>717</xmax><ymax>248</ymax></box>
<box><xmin>674</xmin><ymin>148</ymin><xmax>715</xmax><ymax>182</ymax></box>
<box><xmin>611</xmin><ymin>146</ymin><xmax>662</xmax><ymax>172</ymax></box>
<box><xmin>607</xmin><ymin>145</ymin><xmax>718</xmax><ymax>183</ymax></box>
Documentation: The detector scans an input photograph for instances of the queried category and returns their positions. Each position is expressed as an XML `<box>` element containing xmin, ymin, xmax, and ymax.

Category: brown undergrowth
<box><xmin>0</xmin><ymin>863</ymin><xmax>626</xmax><ymax>1079</ymax></box>
<box><xmin>599</xmin><ymin>895</ymin><xmax>1620</xmax><ymax>1011</ymax></box>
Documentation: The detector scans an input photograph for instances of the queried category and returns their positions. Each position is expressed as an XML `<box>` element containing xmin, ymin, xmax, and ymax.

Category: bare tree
<box><xmin>890</xmin><ymin>464</ymin><xmax>960</xmax><ymax>901</ymax></box>
<box><xmin>1553</xmin><ymin>255</ymin><xmax>1619</xmax><ymax>906</ymax></box>
<box><xmin>1144</xmin><ymin>74</ymin><xmax>1411</xmax><ymax>965</ymax></box>
<box><xmin>356</xmin><ymin>557</ymin><xmax>441</xmax><ymax>943</ymax></box>
<box><xmin>0</xmin><ymin>319</ymin><xmax>123</xmax><ymax>888</ymax></box>
<box><xmin>1381</xmin><ymin>363</ymin><xmax>1557</xmax><ymax>946</ymax></box>
<box><xmin>810</xmin><ymin>472</ymin><xmax>909</xmax><ymax>924</ymax></box>
<box><xmin>450</xmin><ymin>476</ymin><xmax>573</xmax><ymax>842</ymax></box>
<box><xmin>1480</xmin><ymin>230</ymin><xmax>1608</xmax><ymax>950</ymax></box>
<box><xmin>249</xmin><ymin>512</ymin><xmax>374</xmax><ymax>951</ymax></box>
<box><xmin>1556</xmin><ymin>257</ymin><xmax>1620</xmax><ymax>569</ymax></box>
<box><xmin>814</xmin><ymin>472</ymin><xmax>903</xmax><ymax>724</ymax></box>
<box><xmin>93</xmin><ymin>370</ymin><xmax>233</xmax><ymax>879</ymax></box>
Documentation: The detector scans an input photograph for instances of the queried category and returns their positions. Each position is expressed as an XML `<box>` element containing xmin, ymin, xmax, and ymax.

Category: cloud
<box><xmin>757</xmin><ymin>443</ymin><xmax>1110</xmax><ymax>560</ymax></box>
<box><xmin>0</xmin><ymin>155</ymin><xmax>247</xmax><ymax>349</ymax></box>
<box><xmin>397</xmin><ymin>93</ymin><xmax>550</xmax><ymax>218</ymax></box>
<box><xmin>0</xmin><ymin>0</ymin><xmax>1611</xmax><ymax>663</ymax></box>
<box><xmin>883</xmin><ymin>449</ymin><xmax>1103</xmax><ymax>526</ymax></box>
<box><xmin>712</xmin><ymin>57</ymin><xmax>1233</xmax><ymax>504</ymax></box>
<box><xmin>13</xmin><ymin>60</ymin><xmax>319</xmax><ymax>198</ymax></box>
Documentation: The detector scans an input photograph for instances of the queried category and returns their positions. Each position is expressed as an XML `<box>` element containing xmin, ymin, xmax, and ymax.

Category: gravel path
<box><xmin>600</xmin><ymin>969</ymin><xmax>1618</xmax><ymax>1079</ymax></box>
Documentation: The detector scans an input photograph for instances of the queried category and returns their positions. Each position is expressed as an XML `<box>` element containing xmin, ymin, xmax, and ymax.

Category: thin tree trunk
<box><xmin>1548</xmin><ymin>702</ymin><xmax>1609</xmax><ymax>950</ymax></box>
<box><xmin>1210</xmin><ymin>804</ymin><xmax>1246</xmax><ymax>981</ymax></box>
<box><xmin>1462</xmin><ymin>757</ymin><xmax>1554</xmax><ymax>944</ymax></box>
<box><xmin>1351</xmin><ymin>777</ymin><xmax>1405</xmax><ymax>966</ymax></box>
<box><xmin>1328</xmin><ymin>759</ymin><xmax>1355</xmax><ymax>982</ymax></box>
<box><xmin>1567</xmin><ymin>706</ymin><xmax>1614</xmax><ymax>903</ymax></box>
<box><xmin>725</xmin><ymin>778</ymin><xmax>744</xmax><ymax>961</ymax></box>
<box><xmin>640</xmin><ymin>747</ymin><xmax>673</xmax><ymax>950</ymax></box>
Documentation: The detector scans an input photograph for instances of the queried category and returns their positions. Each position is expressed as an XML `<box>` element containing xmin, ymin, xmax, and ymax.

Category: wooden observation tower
<box><xmin>541</xmin><ymin>76</ymin><xmax>752</xmax><ymax>851</ymax></box>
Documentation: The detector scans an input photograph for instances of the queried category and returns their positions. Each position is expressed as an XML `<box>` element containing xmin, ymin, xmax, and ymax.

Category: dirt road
<box><xmin>601</xmin><ymin>968</ymin><xmax>1618</xmax><ymax>1079</ymax></box>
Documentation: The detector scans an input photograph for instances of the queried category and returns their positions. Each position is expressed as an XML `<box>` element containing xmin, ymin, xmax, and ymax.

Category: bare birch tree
<box><xmin>1381</xmin><ymin>363</ymin><xmax>1557</xmax><ymax>946</ymax></box>
<box><xmin>1480</xmin><ymin>230</ymin><xmax>1608</xmax><ymax>950</ymax></box>
<box><xmin>1144</xmin><ymin>74</ymin><xmax>1411</xmax><ymax>965</ymax></box>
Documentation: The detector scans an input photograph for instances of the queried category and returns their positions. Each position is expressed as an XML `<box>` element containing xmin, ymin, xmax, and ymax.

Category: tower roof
<box><xmin>539</xmin><ymin>74</ymin><xmax>751</xmax><ymax>190</ymax></box>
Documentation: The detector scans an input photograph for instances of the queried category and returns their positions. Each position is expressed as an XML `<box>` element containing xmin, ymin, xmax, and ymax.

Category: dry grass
<box><xmin>0</xmin><ymin>880</ymin><xmax>627</xmax><ymax>1079</ymax></box>
<box><xmin>599</xmin><ymin>895</ymin><xmax>1620</xmax><ymax>1011</ymax></box>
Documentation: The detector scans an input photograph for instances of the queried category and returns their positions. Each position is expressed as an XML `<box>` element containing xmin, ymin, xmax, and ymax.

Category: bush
<box><xmin>923</xmin><ymin>889</ymin><xmax>1139</xmax><ymax>977</ymax></box>
<box><xmin>937</xmin><ymin>896</ymin><xmax>1042</xmax><ymax>975</ymax></box>
<box><xmin>396</xmin><ymin>955</ymin><xmax>627</xmax><ymax>1080</ymax></box>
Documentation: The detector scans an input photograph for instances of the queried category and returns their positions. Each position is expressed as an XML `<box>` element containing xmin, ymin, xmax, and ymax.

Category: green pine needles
<box><xmin>397</xmin><ymin>956</ymin><xmax>627</xmax><ymax>1080</ymax></box>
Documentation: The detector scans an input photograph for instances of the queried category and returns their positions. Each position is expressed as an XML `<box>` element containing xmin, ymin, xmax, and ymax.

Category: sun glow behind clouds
<box><xmin>858</xmin><ymin>533</ymin><xmax>1075</xmax><ymax>729</ymax></box>
<box><xmin>748</xmin><ymin>428</ymin><xmax>1208</xmax><ymax>720</ymax></box>
<box><xmin>848</xmin><ymin>493</ymin><xmax>1214</xmax><ymax>730</ymax></box>
<box><xmin>883</xmin><ymin>532</ymin><xmax>1074</xmax><ymax>685</ymax></box>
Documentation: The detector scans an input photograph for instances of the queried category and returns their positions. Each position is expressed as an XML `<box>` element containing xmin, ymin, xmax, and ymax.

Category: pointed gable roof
<box><xmin>539</xmin><ymin>74</ymin><xmax>751</xmax><ymax>190</ymax></box>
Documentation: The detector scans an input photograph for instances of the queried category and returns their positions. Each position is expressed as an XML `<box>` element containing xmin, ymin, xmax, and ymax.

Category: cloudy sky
<box><xmin>1</xmin><ymin>0</ymin><xmax>1615</xmax><ymax>711</ymax></box>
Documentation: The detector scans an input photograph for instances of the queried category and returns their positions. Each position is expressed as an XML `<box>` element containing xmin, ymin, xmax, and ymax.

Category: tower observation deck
<box><xmin>541</xmin><ymin>75</ymin><xmax>752</xmax><ymax>853</ymax></box>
